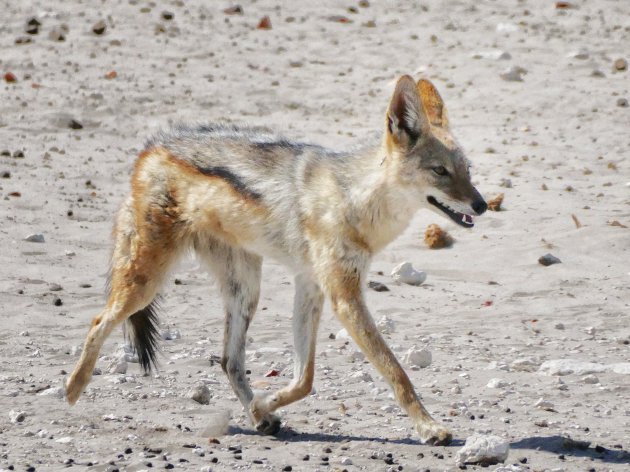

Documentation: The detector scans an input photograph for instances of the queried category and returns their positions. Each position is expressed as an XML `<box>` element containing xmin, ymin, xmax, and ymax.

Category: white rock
<box><xmin>455</xmin><ymin>434</ymin><xmax>509</xmax><ymax>466</ymax></box>
<box><xmin>38</xmin><ymin>386</ymin><xmax>65</xmax><ymax>398</ymax></box>
<box><xmin>584</xmin><ymin>326</ymin><xmax>596</xmax><ymax>336</ymax></box>
<box><xmin>500</xmin><ymin>66</ymin><xmax>527</xmax><ymax>82</ymax></box>
<box><xmin>390</xmin><ymin>262</ymin><xmax>427</xmax><ymax>286</ymax></box>
<box><xmin>190</xmin><ymin>384</ymin><xmax>211</xmax><ymax>405</ymax></box>
<box><xmin>582</xmin><ymin>374</ymin><xmax>599</xmax><ymax>384</ymax></box>
<box><xmin>402</xmin><ymin>346</ymin><xmax>432</xmax><ymax>368</ymax></box>
<box><xmin>487</xmin><ymin>378</ymin><xmax>508</xmax><ymax>389</ymax></box>
<box><xmin>609</xmin><ymin>363</ymin><xmax>630</xmax><ymax>375</ymax></box>
<box><xmin>9</xmin><ymin>410</ymin><xmax>26</xmax><ymax>423</ymax></box>
<box><xmin>351</xmin><ymin>370</ymin><xmax>373</xmax><ymax>382</ymax></box>
<box><xmin>568</xmin><ymin>49</ymin><xmax>590</xmax><ymax>60</ymax></box>
<box><xmin>376</xmin><ymin>315</ymin><xmax>396</xmax><ymax>334</ymax></box>
<box><xmin>55</xmin><ymin>436</ymin><xmax>73</xmax><ymax>444</ymax></box>
<box><xmin>496</xmin><ymin>22</ymin><xmax>517</xmax><ymax>34</ymax></box>
<box><xmin>108</xmin><ymin>357</ymin><xmax>128</xmax><ymax>375</ymax></box>
<box><xmin>70</xmin><ymin>345</ymin><xmax>82</xmax><ymax>356</ymax></box>
<box><xmin>535</xmin><ymin>398</ymin><xmax>555</xmax><ymax>411</ymax></box>
<box><xmin>511</xmin><ymin>358</ymin><xmax>539</xmax><ymax>372</ymax></box>
<box><xmin>200</xmin><ymin>410</ymin><xmax>231</xmax><ymax>437</ymax></box>
<box><xmin>161</xmin><ymin>328</ymin><xmax>181</xmax><ymax>340</ymax></box>
<box><xmin>538</xmin><ymin>359</ymin><xmax>606</xmax><ymax>376</ymax></box>
<box><xmin>472</xmin><ymin>50</ymin><xmax>512</xmax><ymax>60</ymax></box>
<box><xmin>340</xmin><ymin>457</ymin><xmax>353</xmax><ymax>465</ymax></box>
<box><xmin>24</xmin><ymin>233</ymin><xmax>45</xmax><ymax>243</ymax></box>
<box><xmin>336</xmin><ymin>328</ymin><xmax>351</xmax><ymax>340</ymax></box>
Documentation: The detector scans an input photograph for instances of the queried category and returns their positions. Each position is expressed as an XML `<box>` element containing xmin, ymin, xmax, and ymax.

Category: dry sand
<box><xmin>1</xmin><ymin>0</ymin><xmax>629</xmax><ymax>471</ymax></box>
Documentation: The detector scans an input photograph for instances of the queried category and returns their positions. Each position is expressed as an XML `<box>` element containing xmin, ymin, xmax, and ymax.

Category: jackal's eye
<box><xmin>432</xmin><ymin>166</ymin><xmax>449</xmax><ymax>176</ymax></box>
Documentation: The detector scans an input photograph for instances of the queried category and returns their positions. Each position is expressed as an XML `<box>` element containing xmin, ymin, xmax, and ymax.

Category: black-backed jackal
<box><xmin>66</xmin><ymin>76</ymin><xmax>487</xmax><ymax>445</ymax></box>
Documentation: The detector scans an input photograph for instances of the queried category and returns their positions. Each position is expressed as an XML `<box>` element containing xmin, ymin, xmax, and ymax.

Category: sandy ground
<box><xmin>1</xmin><ymin>0</ymin><xmax>629</xmax><ymax>471</ymax></box>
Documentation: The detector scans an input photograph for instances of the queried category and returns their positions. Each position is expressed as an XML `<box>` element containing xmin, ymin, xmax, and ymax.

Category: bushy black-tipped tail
<box><xmin>126</xmin><ymin>299</ymin><xmax>161</xmax><ymax>373</ymax></box>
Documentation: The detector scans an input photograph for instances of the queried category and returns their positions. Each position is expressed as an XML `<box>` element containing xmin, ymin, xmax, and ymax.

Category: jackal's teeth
<box><xmin>462</xmin><ymin>214</ymin><xmax>474</xmax><ymax>225</ymax></box>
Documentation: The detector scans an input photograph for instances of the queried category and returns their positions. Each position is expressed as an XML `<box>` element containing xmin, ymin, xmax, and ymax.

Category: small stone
<box><xmin>282</xmin><ymin>466</ymin><xmax>292</xmax><ymax>472</ymax></box>
<box><xmin>591</xmin><ymin>69</ymin><xmax>605</xmax><ymax>78</ymax></box>
<box><xmin>500</xmin><ymin>66</ymin><xmax>527</xmax><ymax>82</ymax></box>
<box><xmin>108</xmin><ymin>357</ymin><xmax>127</xmax><ymax>374</ymax></box>
<box><xmin>613</xmin><ymin>58</ymin><xmax>627</xmax><ymax>71</ymax></box>
<box><xmin>224</xmin><ymin>5</ymin><xmax>243</xmax><ymax>15</ymax></box>
<box><xmin>4</xmin><ymin>72</ymin><xmax>18</xmax><ymax>83</ymax></box>
<box><xmin>500</xmin><ymin>178</ymin><xmax>513</xmax><ymax>188</ymax></box>
<box><xmin>376</xmin><ymin>315</ymin><xmax>396</xmax><ymax>334</ymax></box>
<box><xmin>257</xmin><ymin>16</ymin><xmax>272</xmax><ymax>30</ymax></box>
<box><xmin>581</xmin><ymin>374</ymin><xmax>599</xmax><ymax>384</ymax></box>
<box><xmin>68</xmin><ymin>119</ymin><xmax>83</xmax><ymax>130</ymax></box>
<box><xmin>190</xmin><ymin>385</ymin><xmax>211</xmax><ymax>405</ymax></box>
<box><xmin>538</xmin><ymin>253</ymin><xmax>561</xmax><ymax>266</ymax></box>
<box><xmin>49</xmin><ymin>27</ymin><xmax>66</xmax><ymax>42</ymax></box>
<box><xmin>92</xmin><ymin>20</ymin><xmax>106</xmax><ymax>35</ymax></box>
<box><xmin>38</xmin><ymin>386</ymin><xmax>65</xmax><ymax>398</ymax></box>
<box><xmin>584</xmin><ymin>326</ymin><xmax>596</xmax><ymax>336</ymax></box>
<box><xmin>487</xmin><ymin>378</ymin><xmax>508</xmax><ymax>389</ymax></box>
<box><xmin>455</xmin><ymin>434</ymin><xmax>509</xmax><ymax>466</ymax></box>
<box><xmin>161</xmin><ymin>11</ymin><xmax>174</xmax><ymax>20</ymax></box>
<box><xmin>424</xmin><ymin>224</ymin><xmax>453</xmax><ymax>249</ymax></box>
<box><xmin>340</xmin><ymin>457</ymin><xmax>353</xmax><ymax>465</ymax></box>
<box><xmin>53</xmin><ymin>297</ymin><xmax>63</xmax><ymax>306</ymax></box>
<box><xmin>25</xmin><ymin>17</ymin><xmax>41</xmax><ymax>35</ymax></box>
<box><xmin>616</xmin><ymin>98</ymin><xmax>628</xmax><ymax>108</ymax></box>
<box><xmin>368</xmin><ymin>281</ymin><xmax>389</xmax><ymax>292</ymax></box>
<box><xmin>534</xmin><ymin>419</ymin><xmax>548</xmax><ymax>427</ymax></box>
<box><xmin>390</xmin><ymin>262</ymin><xmax>427</xmax><ymax>286</ymax></box>
<box><xmin>9</xmin><ymin>410</ymin><xmax>26</xmax><ymax>423</ymax></box>
<box><xmin>534</xmin><ymin>398</ymin><xmax>555</xmax><ymax>411</ymax></box>
<box><xmin>24</xmin><ymin>233</ymin><xmax>45</xmax><ymax>243</ymax></box>
<box><xmin>555</xmin><ymin>323</ymin><xmax>565</xmax><ymax>330</ymax></box>
<box><xmin>1</xmin><ymin>171</ymin><xmax>10</xmax><ymax>178</ymax></box>
<box><xmin>510</xmin><ymin>358</ymin><xmax>539</xmax><ymax>372</ymax></box>
<box><xmin>402</xmin><ymin>346</ymin><xmax>432</xmax><ymax>368</ymax></box>
<box><xmin>487</xmin><ymin>193</ymin><xmax>504</xmax><ymax>211</ymax></box>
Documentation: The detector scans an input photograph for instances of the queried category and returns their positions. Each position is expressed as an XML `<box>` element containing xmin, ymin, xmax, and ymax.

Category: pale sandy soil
<box><xmin>1</xmin><ymin>1</ymin><xmax>629</xmax><ymax>471</ymax></box>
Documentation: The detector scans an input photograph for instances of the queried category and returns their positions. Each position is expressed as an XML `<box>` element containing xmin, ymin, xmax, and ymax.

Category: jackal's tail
<box><xmin>125</xmin><ymin>299</ymin><xmax>162</xmax><ymax>373</ymax></box>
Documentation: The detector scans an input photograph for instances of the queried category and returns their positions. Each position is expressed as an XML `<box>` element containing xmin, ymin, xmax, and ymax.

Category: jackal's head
<box><xmin>384</xmin><ymin>75</ymin><xmax>486</xmax><ymax>228</ymax></box>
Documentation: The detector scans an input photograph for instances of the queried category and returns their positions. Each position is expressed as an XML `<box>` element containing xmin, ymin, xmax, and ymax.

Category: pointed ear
<box><xmin>417</xmin><ymin>79</ymin><xmax>448</xmax><ymax>128</ymax></box>
<box><xmin>386</xmin><ymin>75</ymin><xmax>428</xmax><ymax>148</ymax></box>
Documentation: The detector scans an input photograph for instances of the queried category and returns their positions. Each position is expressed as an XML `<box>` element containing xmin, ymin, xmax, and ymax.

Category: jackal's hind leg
<box><xmin>66</xmin><ymin>199</ymin><xmax>182</xmax><ymax>405</ymax></box>
<box><xmin>250</xmin><ymin>274</ymin><xmax>323</xmax><ymax>431</ymax></box>
<box><xmin>199</xmin><ymin>242</ymin><xmax>278</xmax><ymax>432</ymax></box>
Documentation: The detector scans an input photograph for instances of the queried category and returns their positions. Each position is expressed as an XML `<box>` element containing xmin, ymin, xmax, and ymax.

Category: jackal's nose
<box><xmin>472</xmin><ymin>199</ymin><xmax>487</xmax><ymax>216</ymax></box>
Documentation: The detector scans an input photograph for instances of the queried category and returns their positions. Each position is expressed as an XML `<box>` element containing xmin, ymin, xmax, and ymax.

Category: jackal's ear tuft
<box><xmin>417</xmin><ymin>79</ymin><xmax>449</xmax><ymax>128</ymax></box>
<box><xmin>387</xmin><ymin>75</ymin><xmax>428</xmax><ymax>148</ymax></box>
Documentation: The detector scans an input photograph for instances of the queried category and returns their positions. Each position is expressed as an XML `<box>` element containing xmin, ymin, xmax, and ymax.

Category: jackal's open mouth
<box><xmin>427</xmin><ymin>196</ymin><xmax>474</xmax><ymax>228</ymax></box>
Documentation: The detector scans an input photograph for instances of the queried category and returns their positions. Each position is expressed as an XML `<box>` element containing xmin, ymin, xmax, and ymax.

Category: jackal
<box><xmin>65</xmin><ymin>75</ymin><xmax>486</xmax><ymax>445</ymax></box>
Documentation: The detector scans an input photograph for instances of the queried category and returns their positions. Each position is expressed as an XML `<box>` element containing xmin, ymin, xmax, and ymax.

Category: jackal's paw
<box><xmin>255</xmin><ymin>414</ymin><xmax>282</xmax><ymax>436</ymax></box>
<box><xmin>65</xmin><ymin>376</ymin><xmax>82</xmax><ymax>406</ymax></box>
<box><xmin>416</xmin><ymin>421</ymin><xmax>453</xmax><ymax>446</ymax></box>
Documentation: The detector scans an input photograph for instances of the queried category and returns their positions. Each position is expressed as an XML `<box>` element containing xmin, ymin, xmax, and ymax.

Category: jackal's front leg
<box><xmin>323</xmin><ymin>262</ymin><xmax>452</xmax><ymax>445</ymax></box>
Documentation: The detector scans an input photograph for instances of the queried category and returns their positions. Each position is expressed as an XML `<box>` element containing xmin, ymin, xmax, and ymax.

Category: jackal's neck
<box><xmin>348</xmin><ymin>144</ymin><xmax>419</xmax><ymax>254</ymax></box>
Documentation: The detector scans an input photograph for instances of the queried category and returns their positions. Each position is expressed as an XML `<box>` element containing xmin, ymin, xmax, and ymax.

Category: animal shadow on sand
<box><xmin>228</xmin><ymin>427</ymin><xmax>629</xmax><ymax>464</ymax></box>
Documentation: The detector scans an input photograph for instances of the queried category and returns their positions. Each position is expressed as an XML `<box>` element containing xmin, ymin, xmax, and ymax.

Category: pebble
<box><xmin>9</xmin><ymin>410</ymin><xmax>26</xmax><ymax>423</ymax></box>
<box><xmin>26</xmin><ymin>18</ymin><xmax>40</xmax><ymax>35</ymax></box>
<box><xmin>402</xmin><ymin>346</ymin><xmax>431</xmax><ymax>368</ymax></box>
<box><xmin>108</xmin><ymin>357</ymin><xmax>128</xmax><ymax>375</ymax></box>
<box><xmin>49</xmin><ymin>27</ymin><xmax>66</xmax><ymax>42</ymax></box>
<box><xmin>161</xmin><ymin>11</ymin><xmax>174</xmax><ymax>21</ymax></box>
<box><xmin>340</xmin><ymin>457</ymin><xmax>353</xmax><ymax>465</ymax></box>
<box><xmin>584</xmin><ymin>326</ymin><xmax>596</xmax><ymax>336</ymax></box>
<box><xmin>617</xmin><ymin>98</ymin><xmax>629</xmax><ymax>107</ymax></box>
<box><xmin>376</xmin><ymin>315</ymin><xmax>396</xmax><ymax>334</ymax></box>
<box><xmin>24</xmin><ymin>233</ymin><xmax>45</xmax><ymax>243</ymax></box>
<box><xmin>160</xmin><ymin>328</ymin><xmax>181</xmax><ymax>340</ymax></box>
<box><xmin>38</xmin><ymin>386</ymin><xmax>65</xmax><ymax>398</ymax></box>
<box><xmin>190</xmin><ymin>384</ymin><xmax>211</xmax><ymax>405</ymax></box>
<box><xmin>68</xmin><ymin>119</ymin><xmax>83</xmax><ymax>130</ymax></box>
<box><xmin>368</xmin><ymin>280</ymin><xmax>389</xmax><ymax>292</ymax></box>
<box><xmin>510</xmin><ymin>358</ymin><xmax>539</xmax><ymax>372</ymax></box>
<box><xmin>487</xmin><ymin>378</ymin><xmax>508</xmax><ymax>389</ymax></box>
<box><xmin>92</xmin><ymin>20</ymin><xmax>107</xmax><ymax>35</ymax></box>
<box><xmin>455</xmin><ymin>434</ymin><xmax>510</xmax><ymax>466</ymax></box>
<box><xmin>538</xmin><ymin>253</ymin><xmax>561</xmax><ymax>266</ymax></box>
<box><xmin>582</xmin><ymin>374</ymin><xmax>599</xmax><ymax>384</ymax></box>
<box><xmin>538</xmin><ymin>359</ymin><xmax>606</xmax><ymax>376</ymax></box>
<box><xmin>534</xmin><ymin>398</ymin><xmax>555</xmax><ymax>411</ymax></box>
<box><xmin>500</xmin><ymin>66</ymin><xmax>527</xmax><ymax>82</ymax></box>
<box><xmin>257</xmin><ymin>16</ymin><xmax>272</xmax><ymax>30</ymax></box>
<box><xmin>613</xmin><ymin>58</ymin><xmax>627</xmax><ymax>71</ymax></box>
<box><xmin>390</xmin><ymin>262</ymin><xmax>427</xmax><ymax>286</ymax></box>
